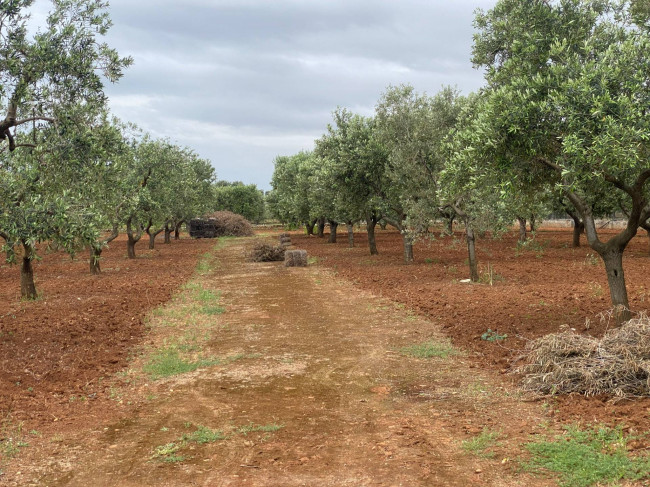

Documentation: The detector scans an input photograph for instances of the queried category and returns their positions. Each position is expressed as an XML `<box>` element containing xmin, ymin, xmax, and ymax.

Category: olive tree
<box><xmin>472</xmin><ymin>0</ymin><xmax>650</xmax><ymax>322</ymax></box>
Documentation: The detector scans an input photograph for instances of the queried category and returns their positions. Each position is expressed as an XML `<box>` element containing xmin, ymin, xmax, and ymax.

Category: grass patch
<box><xmin>0</xmin><ymin>420</ymin><xmax>28</xmax><ymax>462</ymax></box>
<box><xmin>522</xmin><ymin>424</ymin><xmax>650</xmax><ymax>487</ymax></box>
<box><xmin>461</xmin><ymin>428</ymin><xmax>501</xmax><ymax>458</ymax></box>
<box><xmin>399</xmin><ymin>340</ymin><xmax>456</xmax><ymax>359</ymax></box>
<box><xmin>143</xmin><ymin>347</ymin><xmax>221</xmax><ymax>379</ymax></box>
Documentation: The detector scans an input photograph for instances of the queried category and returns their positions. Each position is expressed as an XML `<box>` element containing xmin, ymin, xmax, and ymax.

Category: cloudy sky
<box><xmin>37</xmin><ymin>0</ymin><xmax>497</xmax><ymax>190</ymax></box>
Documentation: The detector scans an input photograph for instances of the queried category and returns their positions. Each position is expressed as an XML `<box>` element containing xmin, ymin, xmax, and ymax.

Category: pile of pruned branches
<box><xmin>517</xmin><ymin>316</ymin><xmax>650</xmax><ymax>397</ymax></box>
<box><xmin>205</xmin><ymin>211</ymin><xmax>255</xmax><ymax>237</ymax></box>
<box><xmin>247</xmin><ymin>241</ymin><xmax>286</xmax><ymax>262</ymax></box>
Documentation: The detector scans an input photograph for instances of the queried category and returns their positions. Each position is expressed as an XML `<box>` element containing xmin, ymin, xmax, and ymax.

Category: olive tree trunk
<box><xmin>346</xmin><ymin>221</ymin><xmax>355</xmax><ymax>248</ymax></box>
<box><xmin>126</xmin><ymin>217</ymin><xmax>143</xmax><ymax>259</ymax></box>
<box><xmin>327</xmin><ymin>220</ymin><xmax>338</xmax><ymax>243</ymax></box>
<box><xmin>465</xmin><ymin>221</ymin><xmax>479</xmax><ymax>282</ymax></box>
<box><xmin>174</xmin><ymin>220</ymin><xmax>184</xmax><ymax>240</ymax></box>
<box><xmin>317</xmin><ymin>217</ymin><xmax>326</xmax><ymax>238</ymax></box>
<box><xmin>366</xmin><ymin>212</ymin><xmax>379</xmax><ymax>255</ymax></box>
<box><xmin>20</xmin><ymin>241</ymin><xmax>37</xmax><ymax>300</ymax></box>
<box><xmin>517</xmin><ymin>216</ymin><xmax>527</xmax><ymax>243</ymax></box>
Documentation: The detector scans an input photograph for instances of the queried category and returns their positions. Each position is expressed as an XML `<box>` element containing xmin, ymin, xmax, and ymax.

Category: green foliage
<box><xmin>212</xmin><ymin>182</ymin><xmax>265</xmax><ymax>223</ymax></box>
<box><xmin>522</xmin><ymin>424</ymin><xmax>650</xmax><ymax>487</ymax></box>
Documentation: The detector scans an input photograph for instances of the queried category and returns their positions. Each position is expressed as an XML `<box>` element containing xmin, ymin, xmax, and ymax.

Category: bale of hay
<box><xmin>517</xmin><ymin>317</ymin><xmax>650</xmax><ymax>397</ymax></box>
<box><xmin>285</xmin><ymin>249</ymin><xmax>308</xmax><ymax>267</ymax></box>
<box><xmin>279</xmin><ymin>233</ymin><xmax>292</xmax><ymax>247</ymax></box>
<box><xmin>248</xmin><ymin>242</ymin><xmax>285</xmax><ymax>262</ymax></box>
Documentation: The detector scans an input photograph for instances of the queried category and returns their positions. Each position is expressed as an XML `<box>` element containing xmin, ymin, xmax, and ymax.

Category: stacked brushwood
<box><xmin>517</xmin><ymin>316</ymin><xmax>650</xmax><ymax>397</ymax></box>
<box><xmin>190</xmin><ymin>211</ymin><xmax>254</xmax><ymax>238</ymax></box>
<box><xmin>248</xmin><ymin>241</ymin><xmax>286</xmax><ymax>262</ymax></box>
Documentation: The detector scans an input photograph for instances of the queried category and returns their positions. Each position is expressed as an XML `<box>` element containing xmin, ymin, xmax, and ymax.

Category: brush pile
<box><xmin>248</xmin><ymin>241</ymin><xmax>286</xmax><ymax>262</ymax></box>
<box><xmin>518</xmin><ymin>316</ymin><xmax>650</xmax><ymax>397</ymax></box>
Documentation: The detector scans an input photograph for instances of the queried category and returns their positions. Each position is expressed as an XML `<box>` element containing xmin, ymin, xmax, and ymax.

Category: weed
<box><xmin>308</xmin><ymin>256</ymin><xmax>319</xmax><ymax>265</ymax></box>
<box><xmin>399</xmin><ymin>341</ymin><xmax>456</xmax><ymax>359</ymax></box>
<box><xmin>522</xmin><ymin>424</ymin><xmax>650</xmax><ymax>487</ymax></box>
<box><xmin>481</xmin><ymin>329</ymin><xmax>507</xmax><ymax>341</ymax></box>
<box><xmin>461</xmin><ymin>428</ymin><xmax>501</xmax><ymax>458</ymax></box>
<box><xmin>181</xmin><ymin>425</ymin><xmax>226</xmax><ymax>444</ymax></box>
<box><xmin>447</xmin><ymin>265</ymin><xmax>458</xmax><ymax>274</ymax></box>
<box><xmin>200</xmin><ymin>304</ymin><xmax>226</xmax><ymax>315</ymax></box>
<box><xmin>236</xmin><ymin>423</ymin><xmax>284</xmax><ymax>436</ymax></box>
<box><xmin>478</xmin><ymin>263</ymin><xmax>504</xmax><ymax>285</ymax></box>
<box><xmin>0</xmin><ymin>420</ymin><xmax>28</xmax><ymax>461</ymax></box>
<box><xmin>152</xmin><ymin>442</ymin><xmax>186</xmax><ymax>463</ymax></box>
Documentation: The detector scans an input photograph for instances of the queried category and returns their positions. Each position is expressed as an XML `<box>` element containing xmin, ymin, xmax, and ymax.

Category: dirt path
<box><xmin>6</xmin><ymin>238</ymin><xmax>552</xmax><ymax>486</ymax></box>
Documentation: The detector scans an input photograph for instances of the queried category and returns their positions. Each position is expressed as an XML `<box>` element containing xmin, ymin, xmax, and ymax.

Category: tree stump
<box><xmin>284</xmin><ymin>249</ymin><xmax>308</xmax><ymax>267</ymax></box>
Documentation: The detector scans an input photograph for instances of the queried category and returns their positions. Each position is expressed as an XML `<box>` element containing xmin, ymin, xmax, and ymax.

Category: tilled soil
<box><xmin>1</xmin><ymin>236</ymin><xmax>556</xmax><ymax>486</ymax></box>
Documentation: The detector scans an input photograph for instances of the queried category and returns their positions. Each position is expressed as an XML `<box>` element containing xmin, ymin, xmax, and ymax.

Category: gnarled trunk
<box><xmin>164</xmin><ymin>223</ymin><xmax>172</xmax><ymax>244</ymax></box>
<box><xmin>126</xmin><ymin>217</ymin><xmax>142</xmax><ymax>259</ymax></box>
<box><xmin>346</xmin><ymin>221</ymin><xmax>354</xmax><ymax>248</ymax></box>
<box><xmin>465</xmin><ymin>222</ymin><xmax>479</xmax><ymax>282</ymax></box>
<box><xmin>529</xmin><ymin>215</ymin><xmax>537</xmax><ymax>233</ymax></box>
<box><xmin>573</xmin><ymin>220</ymin><xmax>585</xmax><ymax>248</ymax></box>
<box><xmin>20</xmin><ymin>241</ymin><xmax>37</xmax><ymax>299</ymax></box>
<box><xmin>174</xmin><ymin>220</ymin><xmax>184</xmax><ymax>240</ymax></box>
<box><xmin>327</xmin><ymin>220</ymin><xmax>338</xmax><ymax>243</ymax></box>
<box><xmin>317</xmin><ymin>217</ymin><xmax>326</xmax><ymax>238</ymax></box>
<box><xmin>517</xmin><ymin>216</ymin><xmax>527</xmax><ymax>243</ymax></box>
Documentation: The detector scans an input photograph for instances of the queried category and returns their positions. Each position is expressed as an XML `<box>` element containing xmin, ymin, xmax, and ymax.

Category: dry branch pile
<box><xmin>248</xmin><ymin>241</ymin><xmax>286</xmax><ymax>262</ymax></box>
<box><xmin>518</xmin><ymin>317</ymin><xmax>650</xmax><ymax>397</ymax></box>
<box><xmin>205</xmin><ymin>211</ymin><xmax>255</xmax><ymax>237</ymax></box>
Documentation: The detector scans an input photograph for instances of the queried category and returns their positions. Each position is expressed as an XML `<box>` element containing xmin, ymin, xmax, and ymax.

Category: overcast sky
<box><xmin>36</xmin><ymin>0</ymin><xmax>497</xmax><ymax>190</ymax></box>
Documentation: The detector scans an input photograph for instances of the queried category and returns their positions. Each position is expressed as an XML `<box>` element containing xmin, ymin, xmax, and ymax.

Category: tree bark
<box><xmin>573</xmin><ymin>220</ymin><xmax>585</xmax><ymax>248</ymax></box>
<box><xmin>465</xmin><ymin>222</ymin><xmax>479</xmax><ymax>282</ymax></box>
<box><xmin>379</xmin><ymin>220</ymin><xmax>387</xmax><ymax>230</ymax></box>
<box><xmin>90</xmin><ymin>247</ymin><xmax>102</xmax><ymax>275</ymax></box>
<box><xmin>366</xmin><ymin>212</ymin><xmax>379</xmax><ymax>255</ymax></box>
<box><xmin>20</xmin><ymin>241</ymin><xmax>37</xmax><ymax>299</ymax></box>
<box><xmin>174</xmin><ymin>220</ymin><xmax>184</xmax><ymax>240</ymax></box>
<box><xmin>327</xmin><ymin>220</ymin><xmax>338</xmax><ymax>243</ymax></box>
<box><xmin>402</xmin><ymin>233</ymin><xmax>414</xmax><ymax>263</ymax></box>
<box><xmin>304</xmin><ymin>221</ymin><xmax>314</xmax><ymax>236</ymax></box>
<box><xmin>346</xmin><ymin>221</ymin><xmax>354</xmax><ymax>248</ymax></box>
<box><xmin>601</xmin><ymin>248</ymin><xmax>631</xmax><ymax>324</ymax></box>
<box><xmin>164</xmin><ymin>223</ymin><xmax>172</xmax><ymax>244</ymax></box>
<box><xmin>126</xmin><ymin>217</ymin><xmax>142</xmax><ymax>259</ymax></box>
<box><xmin>529</xmin><ymin>215</ymin><xmax>537</xmax><ymax>233</ymax></box>
<box><xmin>317</xmin><ymin>217</ymin><xmax>326</xmax><ymax>238</ymax></box>
<box><xmin>517</xmin><ymin>216</ymin><xmax>527</xmax><ymax>243</ymax></box>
